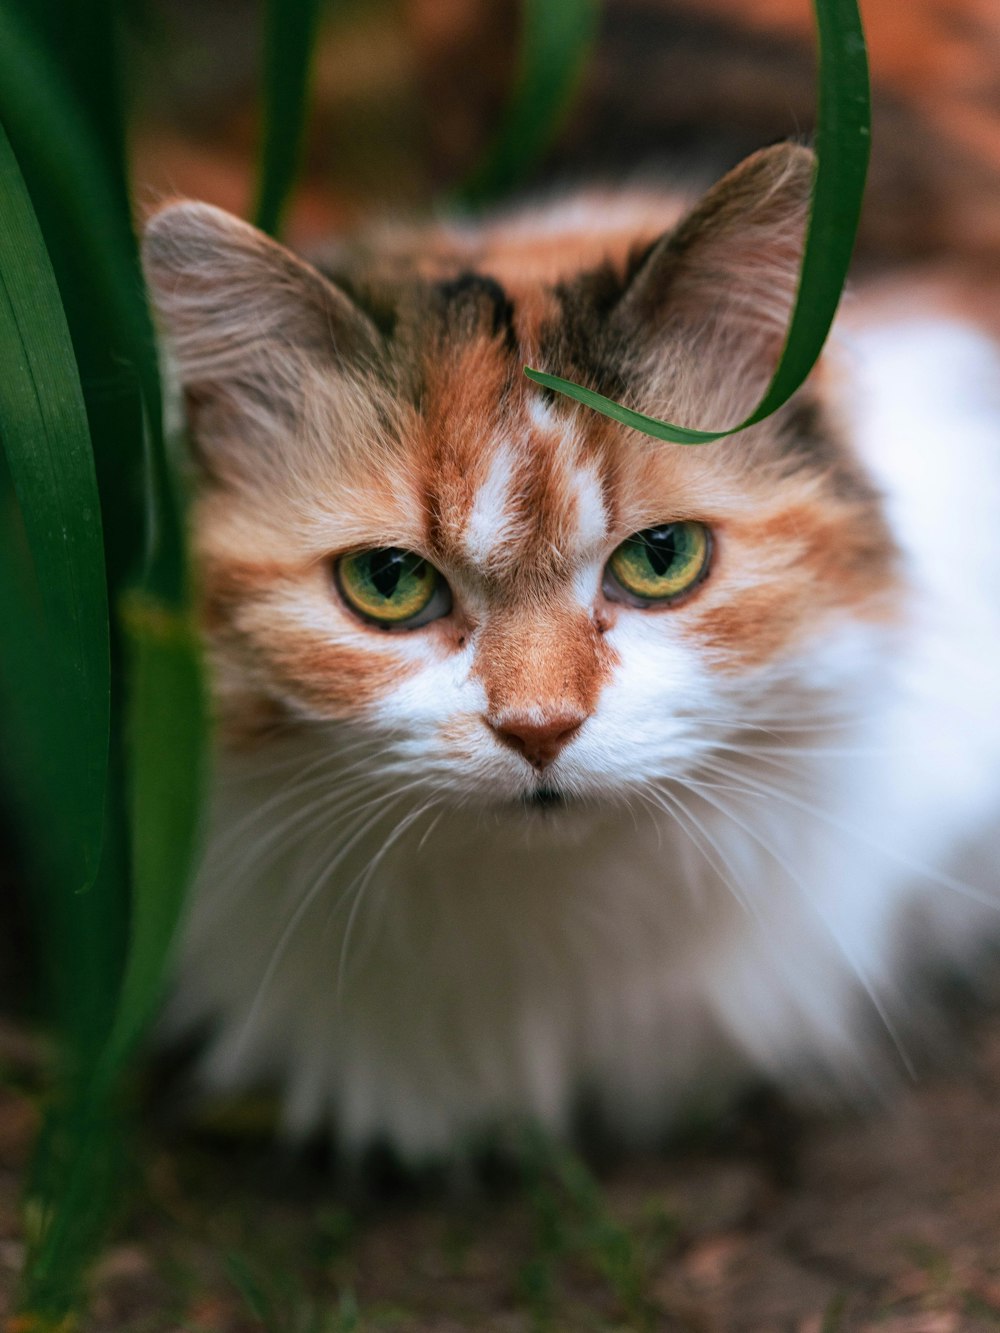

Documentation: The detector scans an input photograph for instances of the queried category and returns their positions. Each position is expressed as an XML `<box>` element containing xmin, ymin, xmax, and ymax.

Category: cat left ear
<box><xmin>142</xmin><ymin>201</ymin><xmax>380</xmax><ymax>407</ymax></box>
<box><xmin>614</xmin><ymin>143</ymin><xmax>815</xmax><ymax>366</ymax></box>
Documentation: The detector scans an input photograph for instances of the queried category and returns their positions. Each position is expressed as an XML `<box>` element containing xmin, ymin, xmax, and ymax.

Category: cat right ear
<box><xmin>610</xmin><ymin>143</ymin><xmax>815</xmax><ymax>417</ymax></box>
<box><xmin>142</xmin><ymin>202</ymin><xmax>380</xmax><ymax>442</ymax></box>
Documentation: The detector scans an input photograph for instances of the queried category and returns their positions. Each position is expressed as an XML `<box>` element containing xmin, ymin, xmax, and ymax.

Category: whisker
<box><xmin>694</xmin><ymin>757</ymin><xmax>1000</xmax><ymax>914</ymax></box>
<box><xmin>228</xmin><ymin>784</ymin><xmax>427</xmax><ymax>1057</ymax></box>
<box><xmin>671</xmin><ymin>773</ymin><xmax>918</xmax><ymax>1078</ymax></box>
<box><xmin>641</xmin><ymin>785</ymin><xmax>757</xmax><ymax>919</ymax></box>
<box><xmin>335</xmin><ymin>795</ymin><xmax>446</xmax><ymax>994</ymax></box>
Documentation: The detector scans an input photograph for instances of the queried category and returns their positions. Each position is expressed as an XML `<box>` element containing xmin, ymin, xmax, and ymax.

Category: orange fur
<box><xmin>473</xmin><ymin>603</ymin><xmax>618</xmax><ymax>721</ymax></box>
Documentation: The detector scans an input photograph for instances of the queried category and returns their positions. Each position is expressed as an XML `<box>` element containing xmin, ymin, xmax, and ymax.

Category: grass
<box><xmin>122</xmin><ymin>1121</ymin><xmax>685</xmax><ymax>1333</ymax></box>
<box><xmin>0</xmin><ymin>0</ymin><xmax>871</xmax><ymax>1323</ymax></box>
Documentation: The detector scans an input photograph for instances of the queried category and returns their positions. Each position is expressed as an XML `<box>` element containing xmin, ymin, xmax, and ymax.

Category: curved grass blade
<box><xmin>1</xmin><ymin>5</ymin><xmax>208</xmax><ymax>1319</ymax></box>
<box><xmin>0</xmin><ymin>3</ymin><xmax>182</xmax><ymax>602</ymax></box>
<box><xmin>524</xmin><ymin>0</ymin><xmax>871</xmax><ymax>444</ymax></box>
<box><xmin>0</xmin><ymin>0</ymin><xmax>208</xmax><ymax>1002</ymax></box>
<box><xmin>456</xmin><ymin>0</ymin><xmax>600</xmax><ymax>208</ymax></box>
<box><xmin>101</xmin><ymin>594</ymin><xmax>207</xmax><ymax>1074</ymax></box>
<box><xmin>6</xmin><ymin>0</ymin><xmax>130</xmax><ymax>209</ymax></box>
<box><xmin>254</xmin><ymin>0</ymin><xmax>326</xmax><ymax>236</ymax></box>
<box><xmin>0</xmin><ymin>122</ymin><xmax>109</xmax><ymax>892</ymax></box>
<box><xmin>0</xmin><ymin>123</ymin><xmax>122</xmax><ymax>1323</ymax></box>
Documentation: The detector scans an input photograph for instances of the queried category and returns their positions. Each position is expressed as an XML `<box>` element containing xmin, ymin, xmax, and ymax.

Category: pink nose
<box><xmin>488</xmin><ymin>712</ymin><xmax>587</xmax><ymax>770</ymax></box>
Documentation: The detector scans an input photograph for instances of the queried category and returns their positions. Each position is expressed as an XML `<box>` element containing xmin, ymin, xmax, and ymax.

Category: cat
<box><xmin>143</xmin><ymin>142</ymin><xmax>1000</xmax><ymax>1163</ymax></box>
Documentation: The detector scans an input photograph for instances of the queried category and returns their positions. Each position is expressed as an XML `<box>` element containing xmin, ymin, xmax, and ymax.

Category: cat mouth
<box><xmin>521</xmin><ymin>785</ymin><xmax>566</xmax><ymax>812</ymax></box>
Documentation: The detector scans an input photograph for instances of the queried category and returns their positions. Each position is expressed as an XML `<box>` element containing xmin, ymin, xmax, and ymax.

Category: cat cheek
<box><xmin>273</xmin><ymin>638</ymin><xmax>420</xmax><ymax>720</ymax></box>
<box><xmin>371</xmin><ymin>649</ymin><xmax>482</xmax><ymax>733</ymax></box>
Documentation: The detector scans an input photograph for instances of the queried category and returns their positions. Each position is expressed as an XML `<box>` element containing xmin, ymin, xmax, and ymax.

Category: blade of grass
<box><xmin>0</xmin><ymin>122</ymin><xmax>109</xmax><ymax>892</ymax></box>
<box><xmin>6</xmin><ymin>0</ymin><xmax>130</xmax><ymax>209</ymax></box>
<box><xmin>102</xmin><ymin>594</ymin><xmax>207</xmax><ymax>1073</ymax></box>
<box><xmin>0</xmin><ymin>286</ymin><xmax>131</xmax><ymax>1316</ymax></box>
<box><xmin>0</xmin><ymin>0</ymin><xmax>204</xmax><ymax>1037</ymax></box>
<box><xmin>524</xmin><ymin>0</ymin><xmax>871</xmax><ymax>444</ymax></box>
<box><xmin>1</xmin><ymin>2</ymin><xmax>207</xmax><ymax>1319</ymax></box>
<box><xmin>0</xmin><ymin>3</ymin><xmax>178</xmax><ymax>601</ymax></box>
<box><xmin>456</xmin><ymin>0</ymin><xmax>600</xmax><ymax>208</ymax></box>
<box><xmin>254</xmin><ymin>0</ymin><xmax>326</xmax><ymax>236</ymax></box>
<box><xmin>0</xmin><ymin>472</ymin><xmax>125</xmax><ymax>1064</ymax></box>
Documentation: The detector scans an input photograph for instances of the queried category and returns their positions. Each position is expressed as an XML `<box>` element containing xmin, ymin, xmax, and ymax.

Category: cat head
<box><xmin>143</xmin><ymin>144</ymin><xmax>900</xmax><ymax>810</ymax></box>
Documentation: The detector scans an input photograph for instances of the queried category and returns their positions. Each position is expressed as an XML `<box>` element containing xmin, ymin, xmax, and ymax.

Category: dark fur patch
<box><xmin>538</xmin><ymin>262</ymin><xmax>639</xmax><ymax>402</ymax></box>
<box><xmin>534</xmin><ymin>235</ymin><xmax>667</xmax><ymax>403</ymax></box>
<box><xmin>435</xmin><ymin>272</ymin><xmax>516</xmax><ymax>347</ymax></box>
<box><xmin>325</xmin><ymin>273</ymin><xmax>400</xmax><ymax>341</ymax></box>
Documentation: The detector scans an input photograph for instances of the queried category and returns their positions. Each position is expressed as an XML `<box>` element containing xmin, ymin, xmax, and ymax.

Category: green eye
<box><xmin>605</xmin><ymin>522</ymin><xmax>711</xmax><ymax>604</ymax></box>
<box><xmin>336</xmin><ymin>548</ymin><xmax>451</xmax><ymax>627</ymax></box>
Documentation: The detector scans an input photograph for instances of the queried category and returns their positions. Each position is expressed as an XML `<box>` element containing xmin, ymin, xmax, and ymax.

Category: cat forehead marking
<box><xmin>527</xmin><ymin>396</ymin><xmax>559</xmax><ymax>432</ymax></box>
<box><xmin>448</xmin><ymin>417</ymin><xmax>610</xmax><ymax>585</ymax></box>
<box><xmin>462</xmin><ymin>444</ymin><xmax>521</xmax><ymax>564</ymax></box>
<box><xmin>568</xmin><ymin>464</ymin><xmax>608</xmax><ymax>549</ymax></box>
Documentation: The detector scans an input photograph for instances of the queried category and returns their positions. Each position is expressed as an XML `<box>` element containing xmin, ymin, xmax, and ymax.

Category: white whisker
<box><xmin>695</xmin><ymin>757</ymin><xmax>1000</xmax><ymax>914</ymax></box>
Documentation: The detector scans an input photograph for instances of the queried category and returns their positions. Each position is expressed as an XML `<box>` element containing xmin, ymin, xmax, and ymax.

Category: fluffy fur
<box><xmin>143</xmin><ymin>144</ymin><xmax>1000</xmax><ymax>1161</ymax></box>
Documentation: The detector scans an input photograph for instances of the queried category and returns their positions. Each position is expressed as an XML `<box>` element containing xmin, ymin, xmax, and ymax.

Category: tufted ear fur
<box><xmin>611</xmin><ymin>143</ymin><xmax>816</xmax><ymax>418</ymax></box>
<box><xmin>142</xmin><ymin>203</ymin><xmax>382</xmax><ymax>474</ymax></box>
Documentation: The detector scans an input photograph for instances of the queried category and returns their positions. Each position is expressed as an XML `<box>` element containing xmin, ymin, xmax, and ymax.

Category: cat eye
<box><xmin>604</xmin><ymin>522</ymin><xmax>711</xmax><ymax>606</ymax></box>
<box><xmin>336</xmin><ymin>548</ymin><xmax>452</xmax><ymax>628</ymax></box>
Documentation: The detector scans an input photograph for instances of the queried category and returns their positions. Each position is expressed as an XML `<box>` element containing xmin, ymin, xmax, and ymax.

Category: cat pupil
<box><xmin>369</xmin><ymin>549</ymin><xmax>411</xmax><ymax>599</ymax></box>
<box><xmin>643</xmin><ymin>526</ymin><xmax>679</xmax><ymax>577</ymax></box>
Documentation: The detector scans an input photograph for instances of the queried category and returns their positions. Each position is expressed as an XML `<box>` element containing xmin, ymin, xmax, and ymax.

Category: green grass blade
<box><xmin>457</xmin><ymin>0</ymin><xmax>600</xmax><ymax>208</ymax></box>
<box><xmin>0</xmin><ymin>4</ymin><xmax>165</xmax><ymax>597</ymax></box>
<box><xmin>0</xmin><ymin>2</ymin><xmax>207</xmax><ymax>967</ymax></box>
<box><xmin>0</xmin><ymin>123</ymin><xmax>109</xmax><ymax>890</ymax></box>
<box><xmin>0</xmin><ymin>481</ymin><xmax>124</xmax><ymax>1063</ymax></box>
<box><xmin>16</xmin><ymin>1087</ymin><xmax>128</xmax><ymax>1317</ymax></box>
<box><xmin>101</xmin><ymin>595</ymin><xmax>207</xmax><ymax>1073</ymax></box>
<box><xmin>5</xmin><ymin>0</ymin><xmax>130</xmax><ymax>209</ymax></box>
<box><xmin>524</xmin><ymin>0</ymin><xmax>871</xmax><ymax>444</ymax></box>
<box><xmin>254</xmin><ymin>0</ymin><xmax>326</xmax><ymax>236</ymax></box>
<box><xmin>1</xmin><ymin>2</ymin><xmax>208</xmax><ymax>1319</ymax></box>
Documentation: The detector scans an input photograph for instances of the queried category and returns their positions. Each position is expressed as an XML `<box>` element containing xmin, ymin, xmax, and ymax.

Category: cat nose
<box><xmin>487</xmin><ymin>712</ymin><xmax>587</xmax><ymax>770</ymax></box>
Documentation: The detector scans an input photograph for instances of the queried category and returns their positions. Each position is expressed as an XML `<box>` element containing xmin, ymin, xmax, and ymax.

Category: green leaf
<box><xmin>254</xmin><ymin>0</ymin><xmax>326</xmax><ymax>236</ymax></box>
<box><xmin>5</xmin><ymin>0</ymin><xmax>130</xmax><ymax>208</ymax></box>
<box><xmin>0</xmin><ymin>0</ymin><xmax>209</xmax><ymax>974</ymax></box>
<box><xmin>457</xmin><ymin>0</ymin><xmax>600</xmax><ymax>208</ymax></box>
<box><xmin>101</xmin><ymin>593</ymin><xmax>208</xmax><ymax>1073</ymax></box>
<box><xmin>0</xmin><ymin>3</ymin><xmax>173</xmax><ymax>600</ymax></box>
<box><xmin>1</xmin><ymin>3</ymin><xmax>208</xmax><ymax>1319</ymax></box>
<box><xmin>0</xmin><ymin>123</ymin><xmax>109</xmax><ymax>892</ymax></box>
<box><xmin>524</xmin><ymin>0</ymin><xmax>872</xmax><ymax>444</ymax></box>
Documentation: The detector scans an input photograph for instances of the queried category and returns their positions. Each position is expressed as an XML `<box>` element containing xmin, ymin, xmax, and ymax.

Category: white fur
<box><xmin>463</xmin><ymin>444</ymin><xmax>520</xmax><ymax>566</ymax></box>
<box><xmin>568</xmin><ymin>464</ymin><xmax>608</xmax><ymax>549</ymax></box>
<box><xmin>170</xmin><ymin>308</ymin><xmax>1000</xmax><ymax>1160</ymax></box>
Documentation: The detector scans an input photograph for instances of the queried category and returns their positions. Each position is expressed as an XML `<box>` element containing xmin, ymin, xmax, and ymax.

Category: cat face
<box><xmin>144</xmin><ymin>145</ymin><xmax>900</xmax><ymax>810</ymax></box>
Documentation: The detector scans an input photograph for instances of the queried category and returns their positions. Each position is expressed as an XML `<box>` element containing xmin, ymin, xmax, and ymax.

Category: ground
<box><xmin>3</xmin><ymin>1012</ymin><xmax>1000</xmax><ymax>1332</ymax></box>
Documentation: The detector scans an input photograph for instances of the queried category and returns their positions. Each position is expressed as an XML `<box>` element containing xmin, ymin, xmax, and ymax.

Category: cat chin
<box><xmin>520</xmin><ymin>785</ymin><xmax>567</xmax><ymax>813</ymax></box>
<box><xmin>440</xmin><ymin>780</ymin><xmax>621</xmax><ymax>849</ymax></box>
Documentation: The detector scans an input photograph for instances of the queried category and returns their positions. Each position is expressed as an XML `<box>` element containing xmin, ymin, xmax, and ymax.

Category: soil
<box><xmin>3</xmin><ymin>1012</ymin><xmax>1000</xmax><ymax>1332</ymax></box>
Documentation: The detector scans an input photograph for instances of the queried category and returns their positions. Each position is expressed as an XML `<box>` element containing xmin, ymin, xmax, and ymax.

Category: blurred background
<box><xmin>130</xmin><ymin>0</ymin><xmax>1000</xmax><ymax>271</ymax></box>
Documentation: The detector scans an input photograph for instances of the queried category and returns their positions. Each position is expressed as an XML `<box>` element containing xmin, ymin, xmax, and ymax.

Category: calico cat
<box><xmin>143</xmin><ymin>143</ymin><xmax>1000</xmax><ymax>1161</ymax></box>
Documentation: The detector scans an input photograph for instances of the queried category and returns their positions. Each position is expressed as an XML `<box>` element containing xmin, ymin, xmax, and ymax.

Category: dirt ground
<box><xmin>3</xmin><ymin>1009</ymin><xmax>1000</xmax><ymax>1333</ymax></box>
